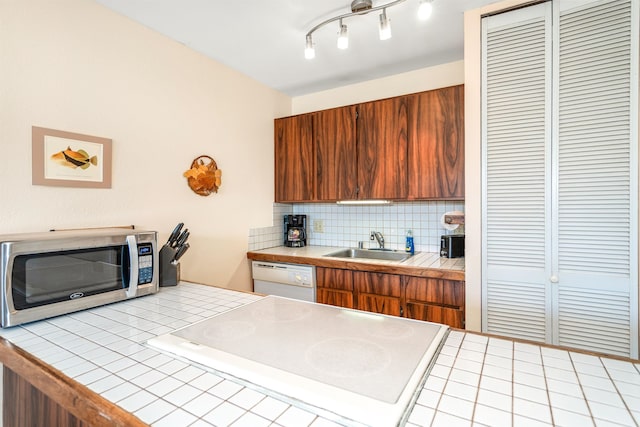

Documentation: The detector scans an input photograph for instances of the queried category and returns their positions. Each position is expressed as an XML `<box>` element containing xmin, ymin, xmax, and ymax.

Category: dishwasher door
<box><xmin>251</xmin><ymin>261</ymin><xmax>316</xmax><ymax>302</ymax></box>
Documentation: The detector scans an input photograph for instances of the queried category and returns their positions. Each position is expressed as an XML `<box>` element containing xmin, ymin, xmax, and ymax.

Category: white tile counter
<box><xmin>1</xmin><ymin>282</ymin><xmax>638</xmax><ymax>426</ymax></box>
<box><xmin>247</xmin><ymin>246</ymin><xmax>465</xmax><ymax>281</ymax></box>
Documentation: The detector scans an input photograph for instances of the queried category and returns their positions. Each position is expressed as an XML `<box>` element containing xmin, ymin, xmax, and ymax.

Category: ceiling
<box><xmin>93</xmin><ymin>0</ymin><xmax>498</xmax><ymax>96</ymax></box>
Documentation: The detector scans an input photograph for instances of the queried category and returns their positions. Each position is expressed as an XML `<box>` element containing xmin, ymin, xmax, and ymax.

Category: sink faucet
<box><xmin>371</xmin><ymin>231</ymin><xmax>385</xmax><ymax>249</ymax></box>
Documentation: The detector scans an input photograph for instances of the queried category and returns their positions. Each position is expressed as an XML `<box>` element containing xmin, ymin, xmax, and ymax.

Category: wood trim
<box><xmin>0</xmin><ymin>337</ymin><xmax>147</xmax><ymax>427</ymax></box>
<box><xmin>247</xmin><ymin>252</ymin><xmax>465</xmax><ymax>281</ymax></box>
<box><xmin>4</xmin><ymin>367</ymin><xmax>89</xmax><ymax>427</ymax></box>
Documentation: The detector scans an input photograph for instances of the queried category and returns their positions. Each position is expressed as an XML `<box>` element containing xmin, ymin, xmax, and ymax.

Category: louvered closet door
<box><xmin>482</xmin><ymin>3</ymin><xmax>552</xmax><ymax>342</ymax></box>
<box><xmin>554</xmin><ymin>0</ymin><xmax>637</xmax><ymax>357</ymax></box>
<box><xmin>483</xmin><ymin>0</ymin><xmax>638</xmax><ymax>358</ymax></box>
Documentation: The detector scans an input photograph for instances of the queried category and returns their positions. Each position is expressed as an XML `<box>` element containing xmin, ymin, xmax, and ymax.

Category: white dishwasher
<box><xmin>252</xmin><ymin>261</ymin><xmax>316</xmax><ymax>302</ymax></box>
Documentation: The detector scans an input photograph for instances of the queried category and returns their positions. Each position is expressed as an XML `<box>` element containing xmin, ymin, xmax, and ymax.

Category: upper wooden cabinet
<box><xmin>357</xmin><ymin>96</ymin><xmax>409</xmax><ymax>200</ymax></box>
<box><xmin>274</xmin><ymin>85</ymin><xmax>464</xmax><ymax>202</ymax></box>
<box><xmin>274</xmin><ymin>114</ymin><xmax>315</xmax><ymax>202</ymax></box>
<box><xmin>408</xmin><ymin>85</ymin><xmax>464</xmax><ymax>199</ymax></box>
<box><xmin>315</xmin><ymin>106</ymin><xmax>358</xmax><ymax>201</ymax></box>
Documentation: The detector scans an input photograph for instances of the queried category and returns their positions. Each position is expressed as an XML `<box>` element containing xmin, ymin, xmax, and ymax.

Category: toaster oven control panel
<box><xmin>138</xmin><ymin>244</ymin><xmax>154</xmax><ymax>284</ymax></box>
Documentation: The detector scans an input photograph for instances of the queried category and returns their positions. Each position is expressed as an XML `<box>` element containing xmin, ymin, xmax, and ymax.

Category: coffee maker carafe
<box><xmin>284</xmin><ymin>215</ymin><xmax>307</xmax><ymax>247</ymax></box>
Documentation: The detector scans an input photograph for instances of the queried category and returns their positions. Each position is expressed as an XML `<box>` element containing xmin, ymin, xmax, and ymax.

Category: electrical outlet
<box><xmin>313</xmin><ymin>220</ymin><xmax>324</xmax><ymax>233</ymax></box>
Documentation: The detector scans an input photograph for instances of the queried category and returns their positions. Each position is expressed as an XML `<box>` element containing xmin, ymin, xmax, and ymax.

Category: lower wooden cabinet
<box><xmin>354</xmin><ymin>271</ymin><xmax>402</xmax><ymax>316</ymax></box>
<box><xmin>404</xmin><ymin>276</ymin><xmax>465</xmax><ymax>328</ymax></box>
<box><xmin>316</xmin><ymin>267</ymin><xmax>355</xmax><ymax>309</ymax></box>
<box><xmin>316</xmin><ymin>267</ymin><xmax>465</xmax><ymax>328</ymax></box>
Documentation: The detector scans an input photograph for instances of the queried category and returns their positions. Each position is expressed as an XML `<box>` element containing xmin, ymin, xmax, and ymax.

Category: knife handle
<box><xmin>175</xmin><ymin>230</ymin><xmax>190</xmax><ymax>247</ymax></box>
<box><xmin>173</xmin><ymin>243</ymin><xmax>190</xmax><ymax>263</ymax></box>
<box><xmin>167</xmin><ymin>222</ymin><xmax>184</xmax><ymax>246</ymax></box>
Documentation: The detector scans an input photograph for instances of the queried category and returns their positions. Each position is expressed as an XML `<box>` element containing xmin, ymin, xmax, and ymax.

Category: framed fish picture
<box><xmin>32</xmin><ymin>126</ymin><xmax>112</xmax><ymax>188</ymax></box>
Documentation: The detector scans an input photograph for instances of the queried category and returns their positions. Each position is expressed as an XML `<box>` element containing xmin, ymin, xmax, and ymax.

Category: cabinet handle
<box><xmin>400</xmin><ymin>306</ymin><xmax>404</xmax><ymax>317</ymax></box>
<box><xmin>550</xmin><ymin>275</ymin><xmax>559</xmax><ymax>283</ymax></box>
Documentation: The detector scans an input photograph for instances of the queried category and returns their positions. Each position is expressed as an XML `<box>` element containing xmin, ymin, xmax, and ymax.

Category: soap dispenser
<box><xmin>405</xmin><ymin>230</ymin><xmax>415</xmax><ymax>255</ymax></box>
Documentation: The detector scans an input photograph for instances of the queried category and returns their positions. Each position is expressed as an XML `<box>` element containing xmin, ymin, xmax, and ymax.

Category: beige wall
<box><xmin>292</xmin><ymin>61</ymin><xmax>464</xmax><ymax>114</ymax></box>
<box><xmin>0</xmin><ymin>0</ymin><xmax>291</xmax><ymax>292</ymax></box>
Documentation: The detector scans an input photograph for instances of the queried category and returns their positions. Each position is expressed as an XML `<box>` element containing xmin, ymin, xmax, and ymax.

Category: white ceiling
<box><xmin>93</xmin><ymin>0</ymin><xmax>498</xmax><ymax>96</ymax></box>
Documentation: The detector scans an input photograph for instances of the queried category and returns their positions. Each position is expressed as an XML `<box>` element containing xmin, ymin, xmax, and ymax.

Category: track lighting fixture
<box><xmin>304</xmin><ymin>0</ymin><xmax>434</xmax><ymax>59</ymax></box>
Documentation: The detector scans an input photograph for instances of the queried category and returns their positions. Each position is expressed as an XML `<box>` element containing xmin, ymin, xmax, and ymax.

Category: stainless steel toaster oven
<box><xmin>440</xmin><ymin>234</ymin><xmax>465</xmax><ymax>258</ymax></box>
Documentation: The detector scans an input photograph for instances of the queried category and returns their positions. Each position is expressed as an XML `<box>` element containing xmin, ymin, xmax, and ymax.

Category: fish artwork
<box><xmin>50</xmin><ymin>146</ymin><xmax>98</xmax><ymax>170</ymax></box>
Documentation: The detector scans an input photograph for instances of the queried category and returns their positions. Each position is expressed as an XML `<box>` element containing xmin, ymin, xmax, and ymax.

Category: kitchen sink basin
<box><xmin>324</xmin><ymin>248</ymin><xmax>412</xmax><ymax>262</ymax></box>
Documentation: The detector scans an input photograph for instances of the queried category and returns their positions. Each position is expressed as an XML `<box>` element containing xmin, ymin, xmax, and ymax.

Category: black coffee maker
<box><xmin>284</xmin><ymin>215</ymin><xmax>307</xmax><ymax>247</ymax></box>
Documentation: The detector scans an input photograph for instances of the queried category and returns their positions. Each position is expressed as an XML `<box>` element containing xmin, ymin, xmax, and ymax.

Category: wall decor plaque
<box><xmin>32</xmin><ymin>126</ymin><xmax>112</xmax><ymax>188</ymax></box>
<box><xmin>183</xmin><ymin>155</ymin><xmax>222</xmax><ymax>196</ymax></box>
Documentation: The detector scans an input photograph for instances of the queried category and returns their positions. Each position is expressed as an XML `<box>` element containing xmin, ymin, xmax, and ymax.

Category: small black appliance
<box><xmin>440</xmin><ymin>234</ymin><xmax>465</xmax><ymax>258</ymax></box>
<box><xmin>284</xmin><ymin>215</ymin><xmax>307</xmax><ymax>247</ymax></box>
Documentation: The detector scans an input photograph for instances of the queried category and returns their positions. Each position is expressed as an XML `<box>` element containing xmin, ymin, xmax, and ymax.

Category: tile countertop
<box><xmin>1</xmin><ymin>282</ymin><xmax>639</xmax><ymax>427</ymax></box>
<box><xmin>247</xmin><ymin>246</ymin><xmax>465</xmax><ymax>281</ymax></box>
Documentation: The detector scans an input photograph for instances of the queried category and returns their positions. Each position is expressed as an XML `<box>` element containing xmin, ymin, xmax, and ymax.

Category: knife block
<box><xmin>159</xmin><ymin>245</ymin><xmax>180</xmax><ymax>287</ymax></box>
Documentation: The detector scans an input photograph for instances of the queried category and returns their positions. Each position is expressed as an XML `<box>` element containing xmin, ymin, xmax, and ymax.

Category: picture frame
<box><xmin>32</xmin><ymin>126</ymin><xmax>112</xmax><ymax>188</ymax></box>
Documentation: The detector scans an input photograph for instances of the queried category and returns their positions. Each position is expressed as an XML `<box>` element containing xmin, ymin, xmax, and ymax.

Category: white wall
<box><xmin>292</xmin><ymin>60</ymin><xmax>464</xmax><ymax>114</ymax></box>
<box><xmin>0</xmin><ymin>0</ymin><xmax>291</xmax><ymax>292</ymax></box>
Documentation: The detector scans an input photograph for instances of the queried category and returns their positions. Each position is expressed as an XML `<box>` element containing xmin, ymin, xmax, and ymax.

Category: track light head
<box><xmin>379</xmin><ymin>8</ymin><xmax>391</xmax><ymax>40</ymax></box>
<box><xmin>305</xmin><ymin>35</ymin><xmax>315</xmax><ymax>59</ymax></box>
<box><xmin>418</xmin><ymin>0</ymin><xmax>433</xmax><ymax>20</ymax></box>
<box><xmin>337</xmin><ymin>20</ymin><xmax>349</xmax><ymax>49</ymax></box>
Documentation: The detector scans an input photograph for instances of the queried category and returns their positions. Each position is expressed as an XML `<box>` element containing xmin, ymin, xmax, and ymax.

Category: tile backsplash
<box><xmin>249</xmin><ymin>201</ymin><xmax>464</xmax><ymax>253</ymax></box>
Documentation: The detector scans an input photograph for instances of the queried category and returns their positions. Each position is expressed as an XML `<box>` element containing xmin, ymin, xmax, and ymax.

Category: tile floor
<box><xmin>407</xmin><ymin>332</ymin><xmax>640</xmax><ymax>427</ymax></box>
<box><xmin>0</xmin><ymin>283</ymin><xmax>638</xmax><ymax>427</ymax></box>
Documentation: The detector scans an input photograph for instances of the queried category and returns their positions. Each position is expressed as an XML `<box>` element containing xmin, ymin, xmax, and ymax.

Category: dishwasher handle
<box><xmin>254</xmin><ymin>262</ymin><xmax>288</xmax><ymax>270</ymax></box>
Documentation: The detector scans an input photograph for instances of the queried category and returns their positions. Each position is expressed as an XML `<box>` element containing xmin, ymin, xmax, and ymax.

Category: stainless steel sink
<box><xmin>323</xmin><ymin>248</ymin><xmax>412</xmax><ymax>262</ymax></box>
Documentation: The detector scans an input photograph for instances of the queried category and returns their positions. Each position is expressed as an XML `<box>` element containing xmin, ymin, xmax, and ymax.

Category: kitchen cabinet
<box><xmin>274</xmin><ymin>114</ymin><xmax>315</xmax><ymax>202</ymax></box>
<box><xmin>314</xmin><ymin>106</ymin><xmax>358</xmax><ymax>200</ymax></box>
<box><xmin>356</xmin><ymin>96</ymin><xmax>409</xmax><ymax>199</ymax></box>
<box><xmin>316</xmin><ymin>267</ymin><xmax>464</xmax><ymax>328</ymax></box>
<box><xmin>482</xmin><ymin>0</ymin><xmax>637</xmax><ymax>358</ymax></box>
<box><xmin>274</xmin><ymin>86</ymin><xmax>463</xmax><ymax>202</ymax></box>
<box><xmin>408</xmin><ymin>85</ymin><xmax>464</xmax><ymax>199</ymax></box>
<box><xmin>316</xmin><ymin>267</ymin><xmax>354</xmax><ymax>309</ymax></box>
<box><xmin>354</xmin><ymin>271</ymin><xmax>402</xmax><ymax>316</ymax></box>
<box><xmin>404</xmin><ymin>277</ymin><xmax>465</xmax><ymax>329</ymax></box>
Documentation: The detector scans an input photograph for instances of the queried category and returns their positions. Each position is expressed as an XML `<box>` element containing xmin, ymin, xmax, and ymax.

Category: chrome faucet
<box><xmin>371</xmin><ymin>231</ymin><xmax>385</xmax><ymax>249</ymax></box>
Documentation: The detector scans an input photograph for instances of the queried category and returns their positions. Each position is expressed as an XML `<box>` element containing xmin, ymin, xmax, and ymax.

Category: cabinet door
<box><xmin>404</xmin><ymin>277</ymin><xmax>465</xmax><ymax>328</ymax></box>
<box><xmin>357</xmin><ymin>97</ymin><xmax>409</xmax><ymax>199</ymax></box>
<box><xmin>316</xmin><ymin>267</ymin><xmax>354</xmax><ymax>309</ymax></box>
<box><xmin>354</xmin><ymin>272</ymin><xmax>401</xmax><ymax>316</ymax></box>
<box><xmin>315</xmin><ymin>106</ymin><xmax>358</xmax><ymax>201</ymax></box>
<box><xmin>442</xmin><ymin>280</ymin><xmax>465</xmax><ymax>307</ymax></box>
<box><xmin>408</xmin><ymin>85</ymin><xmax>464</xmax><ymax>199</ymax></box>
<box><xmin>274</xmin><ymin>115</ymin><xmax>315</xmax><ymax>202</ymax></box>
<box><xmin>405</xmin><ymin>302</ymin><xmax>464</xmax><ymax>329</ymax></box>
<box><xmin>317</xmin><ymin>288</ymin><xmax>354</xmax><ymax>309</ymax></box>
